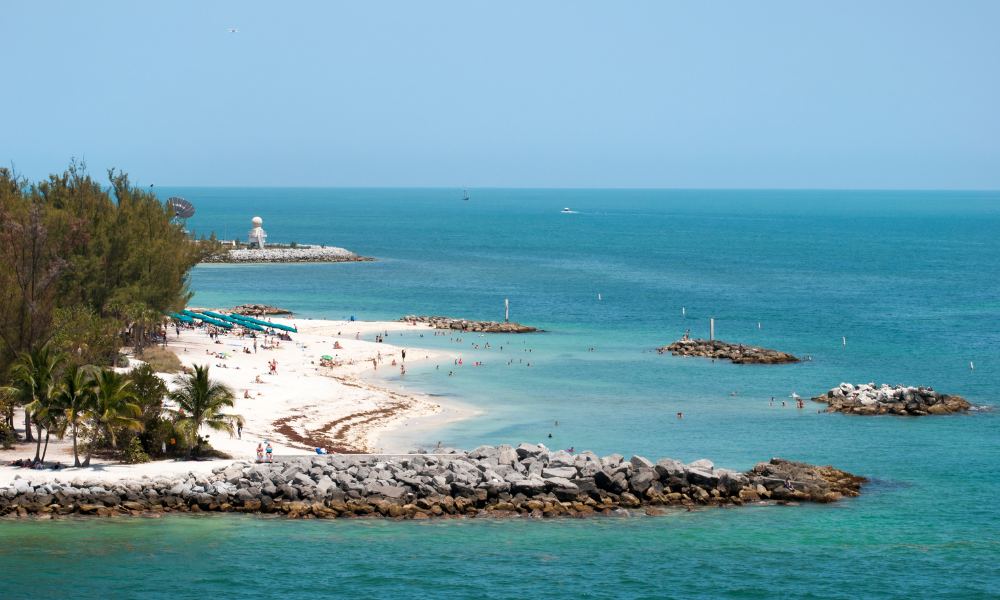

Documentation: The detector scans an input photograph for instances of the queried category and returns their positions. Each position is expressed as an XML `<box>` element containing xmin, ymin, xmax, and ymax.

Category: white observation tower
<box><xmin>248</xmin><ymin>216</ymin><xmax>267</xmax><ymax>249</ymax></box>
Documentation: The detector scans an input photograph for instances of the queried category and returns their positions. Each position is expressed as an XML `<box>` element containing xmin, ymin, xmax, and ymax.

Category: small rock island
<box><xmin>402</xmin><ymin>316</ymin><xmax>538</xmax><ymax>333</ymax></box>
<box><xmin>201</xmin><ymin>216</ymin><xmax>374</xmax><ymax>264</ymax></box>
<box><xmin>204</xmin><ymin>245</ymin><xmax>374</xmax><ymax>264</ymax></box>
<box><xmin>0</xmin><ymin>445</ymin><xmax>864</xmax><ymax>519</ymax></box>
<box><xmin>233</xmin><ymin>304</ymin><xmax>292</xmax><ymax>316</ymax></box>
<box><xmin>658</xmin><ymin>339</ymin><xmax>800</xmax><ymax>364</ymax></box>
<box><xmin>813</xmin><ymin>383</ymin><xmax>972</xmax><ymax>416</ymax></box>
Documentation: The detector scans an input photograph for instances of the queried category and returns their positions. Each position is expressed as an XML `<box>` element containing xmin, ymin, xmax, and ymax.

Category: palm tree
<box><xmin>168</xmin><ymin>365</ymin><xmax>241</xmax><ymax>458</ymax></box>
<box><xmin>10</xmin><ymin>344</ymin><xmax>63</xmax><ymax>461</ymax></box>
<box><xmin>53</xmin><ymin>365</ymin><xmax>97</xmax><ymax>467</ymax></box>
<box><xmin>83</xmin><ymin>369</ymin><xmax>142</xmax><ymax>467</ymax></box>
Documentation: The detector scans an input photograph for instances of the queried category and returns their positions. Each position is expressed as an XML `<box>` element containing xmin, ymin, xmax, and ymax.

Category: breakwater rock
<box><xmin>203</xmin><ymin>246</ymin><xmax>374</xmax><ymax>264</ymax></box>
<box><xmin>233</xmin><ymin>304</ymin><xmax>292</xmax><ymax>316</ymax></box>
<box><xmin>402</xmin><ymin>316</ymin><xmax>538</xmax><ymax>333</ymax></box>
<box><xmin>0</xmin><ymin>445</ymin><xmax>863</xmax><ymax>519</ymax></box>
<box><xmin>813</xmin><ymin>383</ymin><xmax>971</xmax><ymax>416</ymax></box>
<box><xmin>658</xmin><ymin>339</ymin><xmax>799</xmax><ymax>364</ymax></box>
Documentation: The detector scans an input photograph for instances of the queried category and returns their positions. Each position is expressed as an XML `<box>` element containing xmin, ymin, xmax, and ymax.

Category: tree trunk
<box><xmin>41</xmin><ymin>430</ymin><xmax>50</xmax><ymax>462</ymax></box>
<box><xmin>72</xmin><ymin>422</ymin><xmax>81</xmax><ymax>467</ymax></box>
<box><xmin>33</xmin><ymin>423</ymin><xmax>42</xmax><ymax>461</ymax></box>
<box><xmin>24</xmin><ymin>411</ymin><xmax>33</xmax><ymax>442</ymax></box>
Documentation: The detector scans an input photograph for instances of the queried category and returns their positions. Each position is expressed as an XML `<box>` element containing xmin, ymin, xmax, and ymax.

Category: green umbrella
<box><xmin>321</xmin><ymin>355</ymin><xmax>333</xmax><ymax>360</ymax></box>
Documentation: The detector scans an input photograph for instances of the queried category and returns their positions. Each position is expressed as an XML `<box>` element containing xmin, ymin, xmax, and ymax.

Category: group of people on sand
<box><xmin>256</xmin><ymin>442</ymin><xmax>274</xmax><ymax>462</ymax></box>
<box><xmin>9</xmin><ymin>458</ymin><xmax>62</xmax><ymax>470</ymax></box>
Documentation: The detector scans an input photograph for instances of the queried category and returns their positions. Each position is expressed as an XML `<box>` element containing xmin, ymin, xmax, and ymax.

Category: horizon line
<box><xmin>150</xmin><ymin>184</ymin><xmax>1000</xmax><ymax>193</ymax></box>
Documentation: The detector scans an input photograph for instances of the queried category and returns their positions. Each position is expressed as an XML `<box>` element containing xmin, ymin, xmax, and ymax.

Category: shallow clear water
<box><xmin>6</xmin><ymin>188</ymin><xmax>998</xmax><ymax>598</ymax></box>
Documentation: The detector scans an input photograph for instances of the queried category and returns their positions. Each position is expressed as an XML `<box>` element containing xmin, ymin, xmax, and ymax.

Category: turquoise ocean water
<box><xmin>3</xmin><ymin>188</ymin><xmax>998</xmax><ymax>598</ymax></box>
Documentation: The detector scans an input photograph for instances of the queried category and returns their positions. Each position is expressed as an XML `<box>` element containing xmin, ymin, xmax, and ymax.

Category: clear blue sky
<box><xmin>2</xmin><ymin>1</ymin><xmax>998</xmax><ymax>188</ymax></box>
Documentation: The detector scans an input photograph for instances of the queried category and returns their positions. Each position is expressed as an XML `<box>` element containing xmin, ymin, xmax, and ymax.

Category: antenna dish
<box><xmin>167</xmin><ymin>197</ymin><xmax>195</xmax><ymax>219</ymax></box>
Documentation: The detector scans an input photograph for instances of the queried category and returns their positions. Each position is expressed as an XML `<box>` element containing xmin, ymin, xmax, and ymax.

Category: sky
<box><xmin>2</xmin><ymin>1</ymin><xmax>999</xmax><ymax>189</ymax></box>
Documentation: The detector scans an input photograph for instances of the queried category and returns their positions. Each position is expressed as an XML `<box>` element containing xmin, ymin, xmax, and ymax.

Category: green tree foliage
<box><xmin>10</xmin><ymin>344</ymin><xmax>63</xmax><ymax>457</ymax></box>
<box><xmin>54</xmin><ymin>365</ymin><xmax>99</xmax><ymax>467</ymax></box>
<box><xmin>83</xmin><ymin>370</ymin><xmax>142</xmax><ymax>466</ymax></box>
<box><xmin>0</xmin><ymin>163</ymin><xmax>208</xmax><ymax>375</ymax></box>
<box><xmin>168</xmin><ymin>365</ymin><xmax>241</xmax><ymax>457</ymax></box>
<box><xmin>123</xmin><ymin>436</ymin><xmax>150</xmax><ymax>464</ymax></box>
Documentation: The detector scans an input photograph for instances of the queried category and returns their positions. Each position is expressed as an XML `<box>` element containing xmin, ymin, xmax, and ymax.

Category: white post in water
<box><xmin>682</xmin><ymin>307</ymin><xmax>686</xmax><ymax>317</ymax></box>
<box><xmin>710</xmin><ymin>318</ymin><xmax>715</xmax><ymax>341</ymax></box>
<box><xmin>504</xmin><ymin>298</ymin><xmax>510</xmax><ymax>323</ymax></box>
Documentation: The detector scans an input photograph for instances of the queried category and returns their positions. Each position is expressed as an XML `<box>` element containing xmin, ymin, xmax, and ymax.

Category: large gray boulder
<box><xmin>688</xmin><ymin>459</ymin><xmax>714</xmax><ymax>471</ymax></box>
<box><xmin>512</xmin><ymin>478</ymin><xmax>547</xmax><ymax>496</ymax></box>
<box><xmin>628</xmin><ymin>468</ymin><xmax>657</xmax><ymax>493</ymax></box>
<box><xmin>542</xmin><ymin>466</ymin><xmax>578</xmax><ymax>479</ymax></box>
<box><xmin>655</xmin><ymin>458</ymin><xmax>686</xmax><ymax>479</ymax></box>
<box><xmin>686</xmin><ymin>467</ymin><xmax>720</xmax><ymax>487</ymax></box>
<box><xmin>630</xmin><ymin>455</ymin><xmax>654</xmax><ymax>469</ymax></box>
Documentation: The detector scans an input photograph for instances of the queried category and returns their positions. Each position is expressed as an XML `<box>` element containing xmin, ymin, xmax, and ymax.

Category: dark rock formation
<box><xmin>233</xmin><ymin>304</ymin><xmax>292</xmax><ymax>316</ymax></box>
<box><xmin>813</xmin><ymin>383</ymin><xmax>972</xmax><ymax>416</ymax></box>
<box><xmin>402</xmin><ymin>316</ymin><xmax>538</xmax><ymax>333</ymax></box>
<box><xmin>0</xmin><ymin>445</ymin><xmax>863</xmax><ymax>519</ymax></box>
<box><xmin>657</xmin><ymin>339</ymin><xmax>799</xmax><ymax>364</ymax></box>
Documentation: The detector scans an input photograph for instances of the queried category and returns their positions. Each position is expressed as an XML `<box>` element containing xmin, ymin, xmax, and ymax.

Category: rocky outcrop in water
<box><xmin>402</xmin><ymin>316</ymin><xmax>538</xmax><ymax>333</ymax></box>
<box><xmin>0</xmin><ymin>445</ymin><xmax>863</xmax><ymax>519</ymax></box>
<box><xmin>658</xmin><ymin>339</ymin><xmax>799</xmax><ymax>364</ymax></box>
<box><xmin>233</xmin><ymin>304</ymin><xmax>292</xmax><ymax>316</ymax></box>
<box><xmin>203</xmin><ymin>246</ymin><xmax>374</xmax><ymax>264</ymax></box>
<box><xmin>813</xmin><ymin>383</ymin><xmax>971</xmax><ymax>416</ymax></box>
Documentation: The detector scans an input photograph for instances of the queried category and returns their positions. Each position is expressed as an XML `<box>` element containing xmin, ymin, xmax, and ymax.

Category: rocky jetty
<box><xmin>203</xmin><ymin>245</ymin><xmax>374</xmax><ymax>264</ymax></box>
<box><xmin>233</xmin><ymin>304</ymin><xmax>292</xmax><ymax>316</ymax></box>
<box><xmin>658</xmin><ymin>339</ymin><xmax>799</xmax><ymax>364</ymax></box>
<box><xmin>813</xmin><ymin>383</ymin><xmax>972</xmax><ymax>416</ymax></box>
<box><xmin>402</xmin><ymin>316</ymin><xmax>538</xmax><ymax>333</ymax></box>
<box><xmin>0</xmin><ymin>445</ymin><xmax>864</xmax><ymax>519</ymax></box>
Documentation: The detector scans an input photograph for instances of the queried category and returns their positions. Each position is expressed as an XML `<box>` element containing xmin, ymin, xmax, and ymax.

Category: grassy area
<box><xmin>139</xmin><ymin>346</ymin><xmax>183</xmax><ymax>373</ymax></box>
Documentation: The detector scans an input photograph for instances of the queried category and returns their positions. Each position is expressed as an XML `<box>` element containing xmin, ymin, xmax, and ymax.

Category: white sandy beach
<box><xmin>0</xmin><ymin>316</ymin><xmax>479</xmax><ymax>485</ymax></box>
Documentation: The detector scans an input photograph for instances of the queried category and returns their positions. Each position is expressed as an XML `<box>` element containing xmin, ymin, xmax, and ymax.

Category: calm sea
<box><xmin>4</xmin><ymin>188</ymin><xmax>997</xmax><ymax>598</ymax></box>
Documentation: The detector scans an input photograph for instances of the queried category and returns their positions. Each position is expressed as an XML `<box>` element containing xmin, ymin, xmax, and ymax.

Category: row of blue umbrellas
<box><xmin>168</xmin><ymin>309</ymin><xmax>296</xmax><ymax>334</ymax></box>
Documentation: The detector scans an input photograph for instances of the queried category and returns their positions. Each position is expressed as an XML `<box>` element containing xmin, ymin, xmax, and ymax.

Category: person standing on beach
<box><xmin>401</xmin><ymin>349</ymin><xmax>406</xmax><ymax>362</ymax></box>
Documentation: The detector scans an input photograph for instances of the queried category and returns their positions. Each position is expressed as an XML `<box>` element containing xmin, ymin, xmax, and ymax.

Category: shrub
<box><xmin>140</xmin><ymin>418</ymin><xmax>188</xmax><ymax>458</ymax></box>
<box><xmin>123</xmin><ymin>437</ymin><xmax>150</xmax><ymax>464</ymax></box>
<box><xmin>0</xmin><ymin>424</ymin><xmax>15</xmax><ymax>449</ymax></box>
<box><xmin>139</xmin><ymin>346</ymin><xmax>183</xmax><ymax>373</ymax></box>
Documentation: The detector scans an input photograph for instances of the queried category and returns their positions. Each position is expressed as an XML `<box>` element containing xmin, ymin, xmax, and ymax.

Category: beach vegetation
<box><xmin>81</xmin><ymin>370</ymin><xmax>142</xmax><ymax>466</ymax></box>
<box><xmin>138</xmin><ymin>346</ymin><xmax>183</xmax><ymax>374</ymax></box>
<box><xmin>167</xmin><ymin>365</ymin><xmax>241</xmax><ymax>458</ymax></box>
<box><xmin>9</xmin><ymin>344</ymin><xmax>63</xmax><ymax>459</ymax></box>
<box><xmin>123</xmin><ymin>436</ymin><xmax>151</xmax><ymax>464</ymax></box>
<box><xmin>53</xmin><ymin>365</ymin><xmax>99</xmax><ymax>467</ymax></box>
<box><xmin>0</xmin><ymin>162</ymin><xmax>215</xmax><ymax>443</ymax></box>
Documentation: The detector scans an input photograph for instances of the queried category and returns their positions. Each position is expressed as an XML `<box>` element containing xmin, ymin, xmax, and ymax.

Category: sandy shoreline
<box><xmin>0</xmin><ymin>316</ymin><xmax>479</xmax><ymax>485</ymax></box>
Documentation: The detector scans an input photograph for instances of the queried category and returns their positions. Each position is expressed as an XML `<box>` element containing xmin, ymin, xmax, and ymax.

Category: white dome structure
<box><xmin>248</xmin><ymin>216</ymin><xmax>267</xmax><ymax>249</ymax></box>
